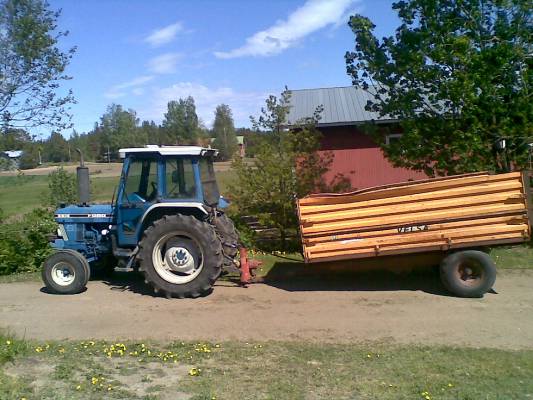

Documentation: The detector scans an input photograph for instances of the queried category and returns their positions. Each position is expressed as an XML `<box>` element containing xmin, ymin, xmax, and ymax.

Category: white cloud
<box><xmin>148</xmin><ymin>53</ymin><xmax>182</xmax><ymax>74</ymax></box>
<box><xmin>214</xmin><ymin>0</ymin><xmax>359</xmax><ymax>59</ymax></box>
<box><xmin>144</xmin><ymin>22</ymin><xmax>183</xmax><ymax>47</ymax></box>
<box><xmin>104</xmin><ymin>75</ymin><xmax>154</xmax><ymax>99</ymax></box>
<box><xmin>142</xmin><ymin>82</ymin><xmax>268</xmax><ymax>127</ymax></box>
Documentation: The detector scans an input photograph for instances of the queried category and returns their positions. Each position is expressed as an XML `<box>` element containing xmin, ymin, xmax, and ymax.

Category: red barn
<box><xmin>287</xmin><ymin>86</ymin><xmax>426</xmax><ymax>190</ymax></box>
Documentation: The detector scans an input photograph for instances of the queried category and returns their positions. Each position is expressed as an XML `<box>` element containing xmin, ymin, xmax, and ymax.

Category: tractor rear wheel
<box><xmin>213</xmin><ymin>213</ymin><xmax>239</xmax><ymax>264</ymax></box>
<box><xmin>137</xmin><ymin>215</ymin><xmax>223</xmax><ymax>298</ymax></box>
<box><xmin>42</xmin><ymin>250</ymin><xmax>89</xmax><ymax>294</ymax></box>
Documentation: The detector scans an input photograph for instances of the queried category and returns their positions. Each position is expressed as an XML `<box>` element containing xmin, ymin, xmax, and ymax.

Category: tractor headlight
<box><xmin>57</xmin><ymin>224</ymin><xmax>68</xmax><ymax>240</ymax></box>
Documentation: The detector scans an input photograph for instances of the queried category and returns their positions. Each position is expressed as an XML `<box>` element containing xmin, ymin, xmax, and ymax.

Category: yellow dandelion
<box><xmin>76</xmin><ymin>385</ymin><xmax>81</xmax><ymax>390</ymax></box>
<box><xmin>6</xmin><ymin>340</ymin><xmax>11</xmax><ymax>345</ymax></box>
<box><xmin>448</xmin><ymin>383</ymin><xmax>453</xmax><ymax>387</ymax></box>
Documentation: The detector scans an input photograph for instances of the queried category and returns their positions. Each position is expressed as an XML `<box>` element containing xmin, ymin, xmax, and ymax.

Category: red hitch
<box><xmin>239</xmin><ymin>247</ymin><xmax>262</xmax><ymax>286</ymax></box>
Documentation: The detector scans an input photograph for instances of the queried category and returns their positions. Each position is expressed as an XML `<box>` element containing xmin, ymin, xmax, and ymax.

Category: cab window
<box><xmin>165</xmin><ymin>158</ymin><xmax>196</xmax><ymax>198</ymax></box>
<box><xmin>123</xmin><ymin>158</ymin><xmax>158</xmax><ymax>202</ymax></box>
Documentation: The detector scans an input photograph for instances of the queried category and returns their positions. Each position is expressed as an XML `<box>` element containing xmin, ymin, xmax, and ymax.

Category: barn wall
<box><xmin>318</xmin><ymin>125</ymin><xmax>427</xmax><ymax>190</ymax></box>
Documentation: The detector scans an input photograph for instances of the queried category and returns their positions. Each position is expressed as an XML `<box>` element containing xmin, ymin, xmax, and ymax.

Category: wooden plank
<box><xmin>303</xmin><ymin>215</ymin><xmax>528</xmax><ymax>246</ymax></box>
<box><xmin>299</xmin><ymin>180</ymin><xmax>522</xmax><ymax>216</ymax></box>
<box><xmin>301</xmin><ymin>190</ymin><xmax>523</xmax><ymax>225</ymax></box>
<box><xmin>305</xmin><ymin>237</ymin><xmax>527</xmax><ymax>263</ymax></box>
<box><xmin>306</xmin><ymin>231</ymin><xmax>527</xmax><ymax>261</ymax></box>
<box><xmin>299</xmin><ymin>172</ymin><xmax>521</xmax><ymax>206</ymax></box>
<box><xmin>306</xmin><ymin>223</ymin><xmax>528</xmax><ymax>254</ymax></box>
<box><xmin>301</xmin><ymin>203</ymin><xmax>527</xmax><ymax>235</ymax></box>
<box><xmin>306</xmin><ymin>223</ymin><xmax>528</xmax><ymax>255</ymax></box>
<box><xmin>521</xmin><ymin>170</ymin><xmax>533</xmax><ymax>232</ymax></box>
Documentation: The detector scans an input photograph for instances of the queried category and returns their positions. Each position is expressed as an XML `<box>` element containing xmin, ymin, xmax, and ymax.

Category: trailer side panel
<box><xmin>298</xmin><ymin>172</ymin><xmax>531</xmax><ymax>263</ymax></box>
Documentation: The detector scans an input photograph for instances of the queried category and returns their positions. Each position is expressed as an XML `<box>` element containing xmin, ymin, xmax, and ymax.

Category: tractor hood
<box><xmin>54</xmin><ymin>204</ymin><xmax>114</xmax><ymax>224</ymax></box>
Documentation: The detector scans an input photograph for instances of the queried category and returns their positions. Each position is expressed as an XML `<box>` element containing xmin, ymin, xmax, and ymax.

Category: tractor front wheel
<box><xmin>137</xmin><ymin>215</ymin><xmax>223</xmax><ymax>298</ymax></box>
<box><xmin>42</xmin><ymin>250</ymin><xmax>89</xmax><ymax>294</ymax></box>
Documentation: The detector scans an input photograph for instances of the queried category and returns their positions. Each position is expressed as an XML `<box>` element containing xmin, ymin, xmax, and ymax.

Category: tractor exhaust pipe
<box><xmin>75</xmin><ymin>148</ymin><xmax>90</xmax><ymax>206</ymax></box>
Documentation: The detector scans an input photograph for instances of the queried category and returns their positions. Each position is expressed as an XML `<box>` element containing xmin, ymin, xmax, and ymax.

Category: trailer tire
<box><xmin>42</xmin><ymin>250</ymin><xmax>89</xmax><ymax>294</ymax></box>
<box><xmin>137</xmin><ymin>215</ymin><xmax>223</xmax><ymax>298</ymax></box>
<box><xmin>213</xmin><ymin>213</ymin><xmax>239</xmax><ymax>263</ymax></box>
<box><xmin>440</xmin><ymin>250</ymin><xmax>496</xmax><ymax>298</ymax></box>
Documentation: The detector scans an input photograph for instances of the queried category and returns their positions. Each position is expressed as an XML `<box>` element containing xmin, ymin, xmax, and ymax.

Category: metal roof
<box><xmin>3</xmin><ymin>150</ymin><xmax>23</xmax><ymax>158</ymax></box>
<box><xmin>286</xmin><ymin>86</ymin><xmax>396</xmax><ymax>127</ymax></box>
<box><xmin>119</xmin><ymin>145</ymin><xmax>218</xmax><ymax>158</ymax></box>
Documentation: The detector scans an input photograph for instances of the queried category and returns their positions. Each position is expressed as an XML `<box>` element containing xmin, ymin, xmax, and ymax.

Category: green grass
<box><xmin>0</xmin><ymin>170</ymin><xmax>238</xmax><ymax>217</ymax></box>
<box><xmin>490</xmin><ymin>245</ymin><xmax>533</xmax><ymax>269</ymax></box>
<box><xmin>0</xmin><ymin>272</ymin><xmax>40</xmax><ymax>284</ymax></box>
<box><xmin>0</xmin><ymin>175</ymin><xmax>49</xmax><ymax>217</ymax></box>
<box><xmin>0</xmin><ymin>333</ymin><xmax>531</xmax><ymax>399</ymax></box>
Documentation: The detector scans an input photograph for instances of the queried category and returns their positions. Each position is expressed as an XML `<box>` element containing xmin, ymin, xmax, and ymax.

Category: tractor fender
<box><xmin>138</xmin><ymin>203</ymin><xmax>209</xmax><ymax>240</ymax></box>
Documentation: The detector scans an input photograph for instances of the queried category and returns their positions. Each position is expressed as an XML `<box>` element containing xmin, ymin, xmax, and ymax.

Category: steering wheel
<box><xmin>146</xmin><ymin>181</ymin><xmax>158</xmax><ymax>202</ymax></box>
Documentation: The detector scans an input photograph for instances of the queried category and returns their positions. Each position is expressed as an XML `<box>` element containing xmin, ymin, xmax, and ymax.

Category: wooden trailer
<box><xmin>297</xmin><ymin>171</ymin><xmax>532</xmax><ymax>297</ymax></box>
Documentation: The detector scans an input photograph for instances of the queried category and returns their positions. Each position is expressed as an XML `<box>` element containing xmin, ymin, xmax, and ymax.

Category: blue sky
<box><xmin>49</xmin><ymin>0</ymin><xmax>399</xmax><ymax>136</ymax></box>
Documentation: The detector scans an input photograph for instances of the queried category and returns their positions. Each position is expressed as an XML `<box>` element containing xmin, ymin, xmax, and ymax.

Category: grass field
<box><xmin>1</xmin><ymin>333</ymin><xmax>531</xmax><ymax>400</ymax></box>
<box><xmin>0</xmin><ymin>169</ymin><xmax>237</xmax><ymax>218</ymax></box>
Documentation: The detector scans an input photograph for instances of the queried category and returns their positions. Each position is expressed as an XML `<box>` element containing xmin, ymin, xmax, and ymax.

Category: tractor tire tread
<box><xmin>138</xmin><ymin>214</ymin><xmax>222</xmax><ymax>299</ymax></box>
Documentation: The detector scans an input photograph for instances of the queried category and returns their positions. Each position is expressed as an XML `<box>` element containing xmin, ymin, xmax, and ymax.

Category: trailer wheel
<box><xmin>439</xmin><ymin>250</ymin><xmax>496</xmax><ymax>298</ymax></box>
<box><xmin>42</xmin><ymin>250</ymin><xmax>89</xmax><ymax>294</ymax></box>
<box><xmin>137</xmin><ymin>215</ymin><xmax>223</xmax><ymax>298</ymax></box>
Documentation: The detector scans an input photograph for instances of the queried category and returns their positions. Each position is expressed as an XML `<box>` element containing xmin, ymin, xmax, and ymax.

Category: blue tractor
<box><xmin>42</xmin><ymin>146</ymin><xmax>241</xmax><ymax>298</ymax></box>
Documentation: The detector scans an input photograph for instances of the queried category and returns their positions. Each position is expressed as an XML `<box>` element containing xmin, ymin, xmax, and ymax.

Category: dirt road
<box><xmin>1</xmin><ymin>270</ymin><xmax>532</xmax><ymax>349</ymax></box>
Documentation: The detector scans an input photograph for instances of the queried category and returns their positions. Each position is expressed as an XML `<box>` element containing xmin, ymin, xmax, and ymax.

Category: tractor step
<box><xmin>114</xmin><ymin>266</ymin><xmax>134</xmax><ymax>273</ymax></box>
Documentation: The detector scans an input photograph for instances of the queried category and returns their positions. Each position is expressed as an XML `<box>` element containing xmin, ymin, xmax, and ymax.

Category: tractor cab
<box><xmin>115</xmin><ymin>146</ymin><xmax>227</xmax><ymax>247</ymax></box>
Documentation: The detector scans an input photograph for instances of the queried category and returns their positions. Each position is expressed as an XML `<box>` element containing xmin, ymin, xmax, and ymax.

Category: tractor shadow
<box><xmin>260</xmin><ymin>252</ymin><xmax>456</xmax><ymax>297</ymax></box>
<box><xmin>99</xmin><ymin>272</ymin><xmax>215</xmax><ymax>298</ymax></box>
<box><xmin>99</xmin><ymin>272</ymin><xmax>158</xmax><ymax>297</ymax></box>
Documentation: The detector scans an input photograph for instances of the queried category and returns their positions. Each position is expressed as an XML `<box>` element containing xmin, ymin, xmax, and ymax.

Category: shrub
<box><xmin>0</xmin><ymin>208</ymin><xmax>56</xmax><ymax>275</ymax></box>
<box><xmin>44</xmin><ymin>167</ymin><xmax>77</xmax><ymax>207</ymax></box>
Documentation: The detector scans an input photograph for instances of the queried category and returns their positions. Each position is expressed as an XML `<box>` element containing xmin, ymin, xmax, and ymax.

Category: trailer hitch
<box><xmin>238</xmin><ymin>247</ymin><xmax>262</xmax><ymax>287</ymax></box>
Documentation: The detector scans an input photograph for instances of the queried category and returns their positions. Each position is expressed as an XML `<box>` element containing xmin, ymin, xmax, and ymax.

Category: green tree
<box><xmin>140</xmin><ymin>120</ymin><xmax>160</xmax><ymax>145</ymax></box>
<box><xmin>44</xmin><ymin>166</ymin><xmax>77</xmax><ymax>206</ymax></box>
<box><xmin>18</xmin><ymin>141</ymin><xmax>40</xmax><ymax>169</ymax></box>
<box><xmin>98</xmin><ymin>104</ymin><xmax>140</xmax><ymax>159</ymax></box>
<box><xmin>42</xmin><ymin>131</ymin><xmax>69</xmax><ymax>162</ymax></box>
<box><xmin>345</xmin><ymin>0</ymin><xmax>532</xmax><ymax>176</ymax></box>
<box><xmin>0</xmin><ymin>0</ymin><xmax>75</xmax><ymax>133</ymax></box>
<box><xmin>162</xmin><ymin>96</ymin><xmax>199</xmax><ymax>145</ymax></box>
<box><xmin>68</xmin><ymin>130</ymin><xmax>89</xmax><ymax>162</ymax></box>
<box><xmin>0</xmin><ymin>128</ymin><xmax>32</xmax><ymax>150</ymax></box>
<box><xmin>231</xmin><ymin>90</ymin><xmax>350</xmax><ymax>250</ymax></box>
<box><xmin>212</xmin><ymin>104</ymin><xmax>238</xmax><ymax>160</ymax></box>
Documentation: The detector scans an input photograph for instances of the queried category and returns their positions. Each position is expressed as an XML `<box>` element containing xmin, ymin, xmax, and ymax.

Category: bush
<box><xmin>44</xmin><ymin>167</ymin><xmax>77</xmax><ymax>207</ymax></box>
<box><xmin>0</xmin><ymin>208</ymin><xmax>56</xmax><ymax>275</ymax></box>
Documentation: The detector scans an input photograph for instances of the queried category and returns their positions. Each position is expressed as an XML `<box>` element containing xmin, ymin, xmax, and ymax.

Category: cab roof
<box><xmin>119</xmin><ymin>145</ymin><xmax>218</xmax><ymax>158</ymax></box>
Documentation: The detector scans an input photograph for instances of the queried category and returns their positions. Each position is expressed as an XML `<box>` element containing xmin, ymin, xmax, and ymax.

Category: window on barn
<box><xmin>385</xmin><ymin>134</ymin><xmax>402</xmax><ymax>145</ymax></box>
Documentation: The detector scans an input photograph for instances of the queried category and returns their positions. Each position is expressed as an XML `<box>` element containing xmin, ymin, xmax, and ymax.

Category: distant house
<box><xmin>0</xmin><ymin>150</ymin><xmax>23</xmax><ymax>169</ymax></box>
<box><xmin>209</xmin><ymin>136</ymin><xmax>246</xmax><ymax>157</ymax></box>
<box><xmin>286</xmin><ymin>86</ymin><xmax>426</xmax><ymax>190</ymax></box>
<box><xmin>236</xmin><ymin>135</ymin><xmax>245</xmax><ymax>157</ymax></box>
